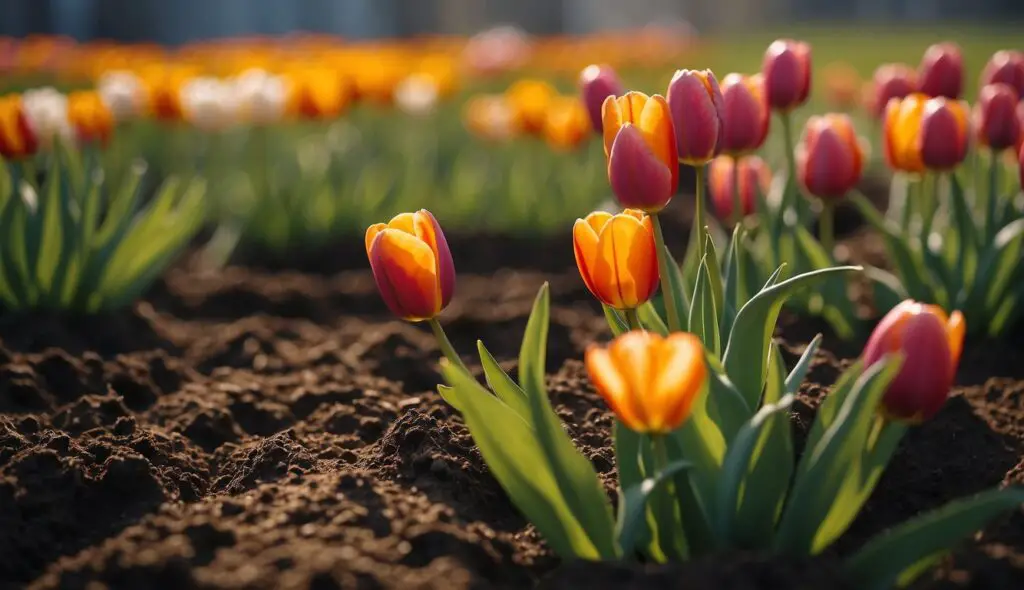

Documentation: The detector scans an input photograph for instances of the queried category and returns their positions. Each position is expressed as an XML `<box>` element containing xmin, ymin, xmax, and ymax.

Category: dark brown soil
<box><xmin>2</xmin><ymin>219</ymin><xmax>1023</xmax><ymax>589</ymax></box>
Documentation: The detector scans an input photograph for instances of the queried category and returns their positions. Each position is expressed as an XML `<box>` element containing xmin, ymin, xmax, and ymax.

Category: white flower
<box><xmin>21</xmin><ymin>87</ymin><xmax>73</xmax><ymax>148</ymax></box>
<box><xmin>394</xmin><ymin>74</ymin><xmax>440</xmax><ymax>117</ymax></box>
<box><xmin>233</xmin><ymin>69</ymin><xmax>287</xmax><ymax>126</ymax></box>
<box><xmin>97</xmin><ymin>70</ymin><xmax>145</xmax><ymax>122</ymax></box>
<box><xmin>180</xmin><ymin>77</ymin><xmax>240</xmax><ymax>132</ymax></box>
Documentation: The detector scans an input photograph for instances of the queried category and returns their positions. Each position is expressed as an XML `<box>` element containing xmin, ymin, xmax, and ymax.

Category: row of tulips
<box><xmin>364</xmin><ymin>37</ymin><xmax>1024</xmax><ymax>589</ymax></box>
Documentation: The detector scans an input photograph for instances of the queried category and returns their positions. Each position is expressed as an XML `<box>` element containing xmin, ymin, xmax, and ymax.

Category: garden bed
<box><xmin>2</xmin><ymin>219</ymin><xmax>1023</xmax><ymax>590</ymax></box>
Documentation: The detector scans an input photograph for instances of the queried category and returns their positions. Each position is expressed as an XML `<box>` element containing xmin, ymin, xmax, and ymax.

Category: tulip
<box><xmin>974</xmin><ymin>83</ymin><xmax>1021</xmax><ymax>152</ymax></box>
<box><xmin>543</xmin><ymin>96</ymin><xmax>591</xmax><ymax>151</ymax></box>
<box><xmin>866</xmin><ymin>63</ymin><xmax>917</xmax><ymax>119</ymax></box>
<box><xmin>918</xmin><ymin>42</ymin><xmax>963</xmax><ymax>99</ymax></box>
<box><xmin>981</xmin><ymin>50</ymin><xmax>1024</xmax><ymax>98</ymax></box>
<box><xmin>67</xmin><ymin>90</ymin><xmax>114</xmax><ymax>145</ymax></box>
<box><xmin>863</xmin><ymin>300</ymin><xmax>965</xmax><ymax>422</ymax></box>
<box><xmin>573</xmin><ymin>209</ymin><xmax>659</xmax><ymax>312</ymax></box>
<box><xmin>0</xmin><ymin>94</ymin><xmax>38</xmax><ymax>160</ymax></box>
<box><xmin>234</xmin><ymin>69</ymin><xmax>288</xmax><ymax>126</ymax></box>
<box><xmin>719</xmin><ymin>73</ymin><xmax>769</xmax><ymax>156</ymax></box>
<box><xmin>585</xmin><ymin>331</ymin><xmax>707</xmax><ymax>434</ymax></box>
<box><xmin>365</xmin><ymin>209</ymin><xmax>455</xmax><ymax>322</ymax></box>
<box><xmin>287</xmin><ymin>68</ymin><xmax>351</xmax><ymax>120</ymax></box>
<box><xmin>797</xmin><ymin>114</ymin><xmax>864</xmax><ymax>200</ymax></box>
<box><xmin>506</xmin><ymin>79</ymin><xmax>556</xmax><ymax>136</ymax></box>
<box><xmin>602</xmin><ymin>92</ymin><xmax>678</xmax><ymax>212</ymax></box>
<box><xmin>578</xmin><ymin>64</ymin><xmax>624</xmax><ymax>133</ymax></box>
<box><xmin>762</xmin><ymin>40</ymin><xmax>812</xmax><ymax>112</ymax></box>
<box><xmin>21</xmin><ymin>87</ymin><xmax>73</xmax><ymax>149</ymax></box>
<box><xmin>884</xmin><ymin>93</ymin><xmax>970</xmax><ymax>173</ymax></box>
<box><xmin>823</xmin><ymin>62</ymin><xmax>861</xmax><ymax>110</ymax></box>
<box><xmin>395</xmin><ymin>73</ymin><xmax>440</xmax><ymax>117</ymax></box>
<box><xmin>708</xmin><ymin>155</ymin><xmax>771</xmax><ymax>225</ymax></box>
<box><xmin>666</xmin><ymin>69</ymin><xmax>724</xmax><ymax>165</ymax></box>
<box><xmin>97</xmin><ymin>70</ymin><xmax>145</xmax><ymax>122</ymax></box>
<box><xmin>180</xmin><ymin>77</ymin><xmax>240</xmax><ymax>133</ymax></box>
<box><xmin>463</xmin><ymin>94</ymin><xmax>515</xmax><ymax>142</ymax></box>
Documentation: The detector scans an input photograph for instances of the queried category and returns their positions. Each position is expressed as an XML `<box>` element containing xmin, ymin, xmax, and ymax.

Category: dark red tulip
<box><xmin>578</xmin><ymin>64</ymin><xmax>624</xmax><ymax>134</ymax></box>
<box><xmin>762</xmin><ymin>39</ymin><xmax>812</xmax><ymax>112</ymax></box>
<box><xmin>918</xmin><ymin>42</ymin><xmax>963</xmax><ymax>99</ymax></box>
<box><xmin>796</xmin><ymin>114</ymin><xmax>864</xmax><ymax>199</ymax></box>
<box><xmin>974</xmin><ymin>83</ymin><xmax>1021</xmax><ymax>152</ymax></box>
<box><xmin>719</xmin><ymin>73</ymin><xmax>769</xmax><ymax>156</ymax></box>
<box><xmin>867</xmin><ymin>63</ymin><xmax>917</xmax><ymax>119</ymax></box>
<box><xmin>981</xmin><ymin>50</ymin><xmax>1024</xmax><ymax>99</ymax></box>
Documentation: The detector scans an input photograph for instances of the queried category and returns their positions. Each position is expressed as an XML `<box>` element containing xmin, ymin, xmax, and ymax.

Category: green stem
<box><xmin>820</xmin><ymin>199</ymin><xmax>835</xmax><ymax>258</ymax></box>
<box><xmin>780</xmin><ymin>111</ymin><xmax>797</xmax><ymax>210</ymax></box>
<box><xmin>651</xmin><ymin>213</ymin><xmax>682</xmax><ymax>332</ymax></box>
<box><xmin>649</xmin><ymin>433</ymin><xmax>689</xmax><ymax>560</ymax></box>
<box><xmin>694</xmin><ymin>164</ymin><xmax>707</xmax><ymax>262</ymax></box>
<box><xmin>900</xmin><ymin>175</ymin><xmax>917</xmax><ymax>232</ymax></box>
<box><xmin>921</xmin><ymin>172</ymin><xmax>940</xmax><ymax>252</ymax></box>
<box><xmin>730</xmin><ymin>155</ymin><xmax>743</xmax><ymax>229</ymax></box>
<box><xmin>986</xmin><ymin>152</ymin><xmax>999</xmax><ymax>239</ymax></box>
<box><xmin>428</xmin><ymin>318</ymin><xmax>469</xmax><ymax>374</ymax></box>
<box><xmin>623</xmin><ymin>307</ymin><xmax>643</xmax><ymax>332</ymax></box>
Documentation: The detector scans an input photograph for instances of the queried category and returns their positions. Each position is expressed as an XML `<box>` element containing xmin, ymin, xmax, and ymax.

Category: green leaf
<box><xmin>723</xmin><ymin>225</ymin><xmax>750</xmax><ymax>335</ymax></box>
<box><xmin>785</xmin><ymin>334</ymin><xmax>823</xmax><ymax>395</ymax></box>
<box><xmin>477</xmin><ymin>341</ymin><xmax>531</xmax><ymax>420</ymax></box>
<box><xmin>616</xmin><ymin>460</ymin><xmax>692</xmax><ymax>558</ymax></box>
<box><xmin>0</xmin><ymin>193</ymin><xmax>28</xmax><ymax>307</ymax></box>
<box><xmin>851</xmin><ymin>193</ymin><xmax>934</xmax><ymax>301</ymax></box>
<box><xmin>689</xmin><ymin>256</ymin><xmax>721</xmax><ymax>357</ymax></box>
<box><xmin>602</xmin><ymin>304</ymin><xmax>628</xmax><ymax>337</ymax></box>
<box><xmin>440</xmin><ymin>361</ymin><xmax>598</xmax><ymax>559</ymax></box>
<box><xmin>518</xmin><ymin>283</ymin><xmax>617</xmax><ymax>558</ymax></box>
<box><xmin>704</xmin><ymin>232</ymin><xmax>725</xmax><ymax>326</ymax></box>
<box><xmin>845</xmin><ymin>487</ymin><xmax>1024</xmax><ymax>590</ymax></box>
<box><xmin>947</xmin><ymin>174</ymin><xmax>979</xmax><ymax>298</ymax></box>
<box><xmin>980</xmin><ymin>217</ymin><xmax>1024</xmax><ymax>317</ymax></box>
<box><xmin>864</xmin><ymin>266</ymin><xmax>908</xmax><ymax>317</ymax></box>
<box><xmin>436</xmin><ymin>384</ymin><xmax>463</xmax><ymax>412</ymax></box>
<box><xmin>775</xmin><ymin>355</ymin><xmax>903</xmax><ymax>555</ymax></box>
<box><xmin>723</xmin><ymin>265</ymin><xmax>861</xmax><ymax>410</ymax></box>
<box><xmin>798</xmin><ymin>359</ymin><xmax>864</xmax><ymax>474</ymax></box>
<box><xmin>662</xmin><ymin>244</ymin><xmax>691</xmax><ymax>331</ymax></box>
<box><xmin>792</xmin><ymin>223</ymin><xmax>858</xmax><ymax>340</ymax></box>
<box><xmin>613</xmin><ymin>421</ymin><xmax>659</xmax><ymax>560</ymax></box>
<box><xmin>637</xmin><ymin>301</ymin><xmax>669</xmax><ymax>336</ymax></box>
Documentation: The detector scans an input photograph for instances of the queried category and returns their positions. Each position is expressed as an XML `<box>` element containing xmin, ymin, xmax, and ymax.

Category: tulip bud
<box><xmin>823</xmin><ymin>61</ymin><xmax>861</xmax><ymax>110</ymax></box>
<box><xmin>863</xmin><ymin>300</ymin><xmax>965</xmax><ymax>422</ymax></box>
<box><xmin>762</xmin><ymin>39</ymin><xmax>812</xmax><ymax>112</ymax></box>
<box><xmin>585</xmin><ymin>331</ymin><xmax>707</xmax><ymax>434</ymax></box>
<box><xmin>666</xmin><ymin>69</ymin><xmax>724</xmax><ymax>165</ymax></box>
<box><xmin>67</xmin><ymin>90</ymin><xmax>114</xmax><ymax>145</ymax></box>
<box><xmin>797</xmin><ymin>114</ymin><xmax>864</xmax><ymax>199</ymax></box>
<box><xmin>719</xmin><ymin>73</ymin><xmax>769</xmax><ymax>156</ymax></box>
<box><xmin>365</xmin><ymin>210</ymin><xmax>455</xmax><ymax>322</ymax></box>
<box><xmin>602</xmin><ymin>92</ymin><xmax>678</xmax><ymax>212</ymax></box>
<box><xmin>573</xmin><ymin>209</ymin><xmax>659</xmax><ymax>310</ymax></box>
<box><xmin>463</xmin><ymin>94</ymin><xmax>515</xmax><ymax>142</ymax></box>
<box><xmin>708</xmin><ymin>155</ymin><xmax>771</xmax><ymax>222</ymax></box>
<box><xmin>974</xmin><ymin>83</ymin><xmax>1021</xmax><ymax>152</ymax></box>
<box><xmin>506</xmin><ymin>79</ymin><xmax>556</xmax><ymax>136</ymax></box>
<box><xmin>981</xmin><ymin>50</ymin><xmax>1024</xmax><ymax>98</ymax></box>
<box><xmin>0</xmin><ymin>94</ymin><xmax>39</xmax><ymax>160</ymax></box>
<box><xmin>918</xmin><ymin>42</ymin><xmax>963</xmax><ymax>99</ymax></box>
<box><xmin>21</xmin><ymin>87</ymin><xmax>73</xmax><ymax>149</ymax></box>
<box><xmin>543</xmin><ymin>96</ymin><xmax>591</xmax><ymax>151</ymax></box>
<box><xmin>867</xmin><ymin>63</ymin><xmax>917</xmax><ymax>119</ymax></box>
<box><xmin>919</xmin><ymin>97</ymin><xmax>970</xmax><ymax>170</ymax></box>
<box><xmin>578</xmin><ymin>64</ymin><xmax>624</xmax><ymax>134</ymax></box>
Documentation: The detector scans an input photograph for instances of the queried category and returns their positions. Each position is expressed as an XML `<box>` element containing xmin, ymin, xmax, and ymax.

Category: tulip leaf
<box><xmin>775</xmin><ymin>355</ymin><xmax>902</xmax><ymax>555</ymax></box>
<box><xmin>477</xmin><ymin>341</ymin><xmax>531</xmax><ymax>420</ymax></box>
<box><xmin>704</xmin><ymin>232</ymin><xmax>725</xmax><ymax>326</ymax></box>
<box><xmin>723</xmin><ymin>265</ymin><xmax>861</xmax><ymax>410</ymax></box>
<box><xmin>613</xmin><ymin>420</ymin><xmax>655</xmax><ymax>558</ymax></box>
<box><xmin>792</xmin><ymin>223</ymin><xmax>857</xmax><ymax>340</ymax></box>
<box><xmin>723</xmin><ymin>225</ymin><xmax>750</xmax><ymax>335</ymax></box>
<box><xmin>797</xmin><ymin>359</ymin><xmax>863</xmax><ymax>477</ymax></box>
<box><xmin>616</xmin><ymin>460</ymin><xmax>693</xmax><ymax>559</ymax></box>
<box><xmin>34</xmin><ymin>154</ymin><xmax>65</xmax><ymax>295</ymax></box>
<box><xmin>436</xmin><ymin>385</ymin><xmax>463</xmax><ymax>412</ymax></box>
<box><xmin>662</xmin><ymin>244</ymin><xmax>691</xmax><ymax>332</ymax></box>
<box><xmin>440</xmin><ymin>360</ymin><xmax>599</xmax><ymax>559</ymax></box>
<box><xmin>602</xmin><ymin>304</ymin><xmax>628</xmax><ymax>337</ymax></box>
<box><xmin>851</xmin><ymin>192</ymin><xmax>933</xmax><ymax>301</ymax></box>
<box><xmin>637</xmin><ymin>301</ymin><xmax>670</xmax><ymax>336</ymax></box>
<box><xmin>981</xmin><ymin>217</ymin><xmax>1024</xmax><ymax>317</ymax></box>
<box><xmin>864</xmin><ymin>266</ymin><xmax>908</xmax><ymax>318</ymax></box>
<box><xmin>784</xmin><ymin>334</ymin><xmax>822</xmax><ymax>396</ymax></box>
<box><xmin>0</xmin><ymin>192</ymin><xmax>28</xmax><ymax>307</ymax></box>
<box><xmin>845</xmin><ymin>487</ymin><xmax>1024</xmax><ymax>590</ymax></box>
<box><xmin>518</xmin><ymin>283</ymin><xmax>617</xmax><ymax>559</ymax></box>
<box><xmin>689</xmin><ymin>256</ymin><xmax>721</xmax><ymax>358</ymax></box>
<box><xmin>947</xmin><ymin>174</ymin><xmax>980</xmax><ymax>295</ymax></box>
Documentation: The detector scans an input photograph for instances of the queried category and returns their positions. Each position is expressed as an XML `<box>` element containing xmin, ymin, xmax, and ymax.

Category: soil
<box><xmin>2</xmin><ymin>199</ymin><xmax>1024</xmax><ymax>589</ymax></box>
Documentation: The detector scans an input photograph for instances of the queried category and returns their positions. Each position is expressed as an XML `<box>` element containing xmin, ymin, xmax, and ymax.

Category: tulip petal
<box><xmin>649</xmin><ymin>334</ymin><xmax>706</xmax><ymax>432</ymax></box>
<box><xmin>573</xmin><ymin>217</ymin><xmax>603</xmax><ymax>302</ymax></box>
<box><xmin>585</xmin><ymin>345</ymin><xmax>645</xmax><ymax>432</ymax></box>
<box><xmin>365</xmin><ymin>223</ymin><xmax>387</xmax><ymax>257</ymax></box>
<box><xmin>883</xmin><ymin>312</ymin><xmax>952</xmax><ymax>421</ymax></box>
<box><xmin>593</xmin><ymin>214</ymin><xmax>658</xmax><ymax>309</ymax></box>
<box><xmin>608</xmin><ymin>332</ymin><xmax>653</xmax><ymax>428</ymax></box>
<box><xmin>638</xmin><ymin>95</ymin><xmax>679</xmax><ymax>187</ymax></box>
<box><xmin>608</xmin><ymin>124</ymin><xmax>674</xmax><ymax>212</ymax></box>
<box><xmin>369</xmin><ymin>229</ymin><xmax>440</xmax><ymax>320</ymax></box>
<box><xmin>413</xmin><ymin>209</ymin><xmax>455</xmax><ymax>309</ymax></box>
<box><xmin>387</xmin><ymin>212</ymin><xmax>417</xmax><ymax>234</ymax></box>
<box><xmin>946</xmin><ymin>310</ymin><xmax>966</xmax><ymax>370</ymax></box>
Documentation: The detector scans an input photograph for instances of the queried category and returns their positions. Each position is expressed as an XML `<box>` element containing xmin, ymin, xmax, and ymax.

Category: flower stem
<box><xmin>651</xmin><ymin>213</ymin><xmax>682</xmax><ymax>332</ymax></box>
<box><xmin>694</xmin><ymin>164</ymin><xmax>707</xmax><ymax>263</ymax></box>
<box><xmin>780</xmin><ymin>111</ymin><xmax>797</xmax><ymax>211</ymax></box>
<box><xmin>819</xmin><ymin>199</ymin><xmax>835</xmax><ymax>258</ymax></box>
<box><xmin>986</xmin><ymin>152</ymin><xmax>1000</xmax><ymax>239</ymax></box>
<box><xmin>649</xmin><ymin>433</ymin><xmax>688</xmax><ymax>560</ymax></box>
<box><xmin>623</xmin><ymin>307</ymin><xmax>643</xmax><ymax>332</ymax></box>
<box><xmin>428</xmin><ymin>318</ymin><xmax>469</xmax><ymax>374</ymax></box>
<box><xmin>730</xmin><ymin>155</ymin><xmax>742</xmax><ymax>229</ymax></box>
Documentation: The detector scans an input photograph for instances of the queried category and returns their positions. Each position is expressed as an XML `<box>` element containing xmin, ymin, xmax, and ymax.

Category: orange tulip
<box><xmin>543</xmin><ymin>96</ymin><xmax>591</xmax><ymax>151</ymax></box>
<box><xmin>506</xmin><ymin>79</ymin><xmax>557</xmax><ymax>136</ymax></box>
<box><xmin>602</xmin><ymin>92</ymin><xmax>678</xmax><ymax>211</ymax></box>
<box><xmin>573</xmin><ymin>209</ymin><xmax>659</xmax><ymax>310</ymax></box>
<box><xmin>823</xmin><ymin>62</ymin><xmax>861</xmax><ymax>110</ymax></box>
<box><xmin>863</xmin><ymin>300</ymin><xmax>965</xmax><ymax>423</ymax></box>
<box><xmin>463</xmin><ymin>94</ymin><xmax>515</xmax><ymax>142</ymax></box>
<box><xmin>708</xmin><ymin>155</ymin><xmax>771</xmax><ymax>222</ymax></box>
<box><xmin>0</xmin><ymin>94</ymin><xmax>38</xmax><ymax>160</ymax></box>
<box><xmin>287</xmin><ymin>68</ymin><xmax>352</xmax><ymax>119</ymax></box>
<box><xmin>797</xmin><ymin>114</ymin><xmax>864</xmax><ymax>199</ymax></box>
<box><xmin>884</xmin><ymin>93</ymin><xmax>969</xmax><ymax>173</ymax></box>
<box><xmin>141</xmin><ymin>65</ymin><xmax>196</xmax><ymax>122</ymax></box>
<box><xmin>67</xmin><ymin>90</ymin><xmax>114</xmax><ymax>145</ymax></box>
<box><xmin>585</xmin><ymin>331</ymin><xmax>707</xmax><ymax>434</ymax></box>
<box><xmin>719</xmin><ymin>73</ymin><xmax>768</xmax><ymax>156</ymax></box>
<box><xmin>365</xmin><ymin>210</ymin><xmax>455</xmax><ymax>322</ymax></box>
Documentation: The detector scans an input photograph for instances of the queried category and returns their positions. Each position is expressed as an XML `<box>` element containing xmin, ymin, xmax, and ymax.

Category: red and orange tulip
<box><xmin>666</xmin><ymin>69</ymin><xmax>724</xmax><ymax>165</ymax></box>
<box><xmin>573</xmin><ymin>210</ymin><xmax>659</xmax><ymax>310</ymax></box>
<box><xmin>762</xmin><ymin>39</ymin><xmax>811</xmax><ymax>112</ymax></box>
<box><xmin>797</xmin><ymin>114</ymin><xmax>864</xmax><ymax>199</ymax></box>
<box><xmin>67</xmin><ymin>90</ymin><xmax>114</xmax><ymax>145</ymax></box>
<box><xmin>602</xmin><ymin>92</ymin><xmax>678</xmax><ymax>212</ymax></box>
<box><xmin>863</xmin><ymin>300</ymin><xmax>965</xmax><ymax>423</ymax></box>
<box><xmin>365</xmin><ymin>210</ymin><xmax>456</xmax><ymax>322</ymax></box>
<box><xmin>974</xmin><ymin>83</ymin><xmax>1021</xmax><ymax>152</ymax></box>
<box><xmin>463</xmin><ymin>94</ymin><xmax>515</xmax><ymax>142</ymax></box>
<box><xmin>719</xmin><ymin>73</ymin><xmax>768</xmax><ymax>156</ymax></box>
<box><xmin>0</xmin><ymin>94</ymin><xmax>38</xmax><ymax>160</ymax></box>
<box><xmin>981</xmin><ymin>50</ymin><xmax>1024</xmax><ymax>98</ymax></box>
<box><xmin>884</xmin><ymin>93</ymin><xmax>969</xmax><ymax>172</ymax></box>
<box><xmin>506</xmin><ymin>79</ymin><xmax>557</xmax><ymax>136</ymax></box>
<box><xmin>918</xmin><ymin>42</ymin><xmax>963</xmax><ymax>99</ymax></box>
<box><xmin>543</xmin><ymin>96</ymin><xmax>591</xmax><ymax>151</ymax></box>
<box><xmin>287</xmin><ymin>68</ymin><xmax>352</xmax><ymax>120</ymax></box>
<box><xmin>578</xmin><ymin>64</ymin><xmax>624</xmax><ymax>133</ymax></box>
<box><xmin>585</xmin><ymin>331</ymin><xmax>707</xmax><ymax>434</ymax></box>
<box><xmin>865</xmin><ymin>63</ymin><xmax>917</xmax><ymax>119</ymax></box>
<box><xmin>708</xmin><ymin>155</ymin><xmax>771</xmax><ymax>222</ymax></box>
